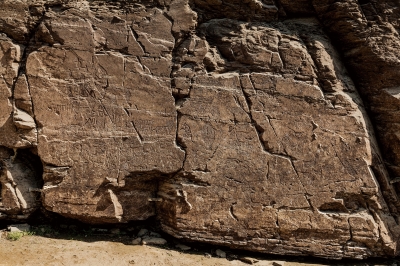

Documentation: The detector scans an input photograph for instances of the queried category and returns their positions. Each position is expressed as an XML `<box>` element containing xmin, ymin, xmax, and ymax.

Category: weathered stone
<box><xmin>239</xmin><ymin>257</ymin><xmax>259</xmax><ymax>265</ymax></box>
<box><xmin>14</xmin><ymin>74</ymin><xmax>33</xmax><ymax>115</ymax></box>
<box><xmin>141</xmin><ymin>237</ymin><xmax>167</xmax><ymax>245</ymax></box>
<box><xmin>0</xmin><ymin>0</ymin><xmax>400</xmax><ymax>260</ymax></box>
<box><xmin>132</xmin><ymin>237</ymin><xmax>142</xmax><ymax>245</ymax></box>
<box><xmin>13</xmin><ymin>109</ymin><xmax>36</xmax><ymax>130</ymax></box>
<box><xmin>176</xmin><ymin>244</ymin><xmax>191</xmax><ymax>251</ymax></box>
<box><xmin>24</xmin><ymin>9</ymin><xmax>185</xmax><ymax>222</ymax></box>
<box><xmin>158</xmin><ymin>17</ymin><xmax>399</xmax><ymax>259</ymax></box>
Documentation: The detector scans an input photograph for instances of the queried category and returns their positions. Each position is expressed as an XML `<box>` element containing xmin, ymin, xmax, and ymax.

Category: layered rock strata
<box><xmin>0</xmin><ymin>0</ymin><xmax>400</xmax><ymax>259</ymax></box>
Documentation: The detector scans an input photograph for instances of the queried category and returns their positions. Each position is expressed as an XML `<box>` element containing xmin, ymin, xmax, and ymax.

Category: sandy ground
<box><xmin>0</xmin><ymin>234</ymin><xmax>303</xmax><ymax>266</ymax></box>
<box><xmin>0</xmin><ymin>229</ymin><xmax>397</xmax><ymax>266</ymax></box>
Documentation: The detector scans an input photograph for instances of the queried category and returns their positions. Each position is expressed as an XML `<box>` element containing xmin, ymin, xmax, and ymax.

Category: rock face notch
<box><xmin>1</xmin><ymin>0</ymin><xmax>400</xmax><ymax>260</ymax></box>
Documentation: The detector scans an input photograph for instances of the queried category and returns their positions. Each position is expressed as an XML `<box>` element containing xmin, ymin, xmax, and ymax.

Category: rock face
<box><xmin>0</xmin><ymin>0</ymin><xmax>400</xmax><ymax>260</ymax></box>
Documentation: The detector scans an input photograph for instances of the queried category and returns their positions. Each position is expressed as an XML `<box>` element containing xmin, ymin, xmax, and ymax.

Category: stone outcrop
<box><xmin>0</xmin><ymin>0</ymin><xmax>400</xmax><ymax>260</ymax></box>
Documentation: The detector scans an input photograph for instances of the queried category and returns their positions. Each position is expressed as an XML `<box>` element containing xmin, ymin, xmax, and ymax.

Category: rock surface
<box><xmin>0</xmin><ymin>0</ymin><xmax>400</xmax><ymax>260</ymax></box>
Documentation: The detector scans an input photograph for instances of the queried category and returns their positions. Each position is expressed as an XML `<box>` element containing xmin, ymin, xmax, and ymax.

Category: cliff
<box><xmin>1</xmin><ymin>0</ymin><xmax>400</xmax><ymax>259</ymax></box>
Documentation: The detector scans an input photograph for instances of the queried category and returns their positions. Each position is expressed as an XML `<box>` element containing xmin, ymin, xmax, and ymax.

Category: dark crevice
<box><xmin>130</xmin><ymin>121</ymin><xmax>144</xmax><ymax>142</ymax></box>
<box><xmin>189</xmin><ymin>0</ymin><xmax>279</xmax><ymax>24</ymax></box>
<box><xmin>176</xmin><ymin>172</ymin><xmax>211</xmax><ymax>187</ymax></box>
<box><xmin>0</xmin><ymin>6</ymin><xmax>48</xmax><ymax>222</ymax></box>
<box><xmin>318</xmin><ymin>202</ymin><xmax>349</xmax><ymax>214</ymax></box>
<box><xmin>169</xmin><ymin>13</ymin><xmax>190</xmax><ymax>172</ymax></box>
<box><xmin>0</xmin><ymin>182</ymin><xmax>2</xmax><ymax>208</ymax></box>
<box><xmin>229</xmin><ymin>203</ymin><xmax>238</xmax><ymax>221</ymax></box>
<box><xmin>14</xmin><ymin>11</ymin><xmax>47</xmax><ymax>75</ymax></box>
<box><xmin>10</xmin><ymin>7</ymin><xmax>47</xmax><ymax>132</ymax></box>
<box><xmin>175</xmin><ymin>111</ymin><xmax>187</xmax><ymax>169</ymax></box>
<box><xmin>224</xmin><ymin>176</ymin><xmax>243</xmax><ymax>184</ymax></box>
<box><xmin>0</xmin><ymin>147</ymin><xmax>44</xmax><ymax>221</ymax></box>
<box><xmin>19</xmin><ymin>147</ymin><xmax>44</xmax><ymax>187</ymax></box>
<box><xmin>358</xmin><ymin>0</ymin><xmax>371</xmax><ymax>5</ymax></box>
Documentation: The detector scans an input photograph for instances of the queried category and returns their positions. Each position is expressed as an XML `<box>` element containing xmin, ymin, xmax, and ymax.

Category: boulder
<box><xmin>0</xmin><ymin>0</ymin><xmax>400</xmax><ymax>260</ymax></box>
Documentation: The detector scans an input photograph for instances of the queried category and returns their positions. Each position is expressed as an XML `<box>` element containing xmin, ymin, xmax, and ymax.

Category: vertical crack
<box><xmin>239</xmin><ymin>75</ymin><xmax>269</xmax><ymax>153</ymax></box>
<box><xmin>346</xmin><ymin>217</ymin><xmax>353</xmax><ymax>244</ymax></box>
<box><xmin>229</xmin><ymin>203</ymin><xmax>238</xmax><ymax>221</ymax></box>
<box><xmin>129</xmin><ymin>26</ymin><xmax>148</xmax><ymax>55</ymax></box>
<box><xmin>167</xmin><ymin>10</ymin><xmax>188</xmax><ymax>171</ymax></box>
<box><xmin>130</xmin><ymin>121</ymin><xmax>143</xmax><ymax>143</ymax></box>
<box><xmin>11</xmin><ymin>9</ymin><xmax>48</xmax><ymax>133</ymax></box>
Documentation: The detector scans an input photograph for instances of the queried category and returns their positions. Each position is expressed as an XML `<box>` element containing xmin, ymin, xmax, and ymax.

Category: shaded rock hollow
<box><xmin>0</xmin><ymin>0</ymin><xmax>400</xmax><ymax>260</ymax></box>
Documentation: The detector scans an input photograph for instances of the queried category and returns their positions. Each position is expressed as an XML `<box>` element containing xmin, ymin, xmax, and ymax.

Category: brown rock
<box><xmin>0</xmin><ymin>0</ymin><xmax>400</xmax><ymax>260</ymax></box>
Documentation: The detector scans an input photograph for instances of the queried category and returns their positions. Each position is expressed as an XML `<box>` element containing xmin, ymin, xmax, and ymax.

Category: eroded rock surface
<box><xmin>0</xmin><ymin>0</ymin><xmax>400</xmax><ymax>259</ymax></box>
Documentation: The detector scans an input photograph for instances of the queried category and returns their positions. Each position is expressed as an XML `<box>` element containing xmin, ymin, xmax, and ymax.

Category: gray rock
<box><xmin>141</xmin><ymin>237</ymin><xmax>167</xmax><ymax>245</ymax></box>
<box><xmin>137</xmin><ymin>229</ymin><xmax>148</xmax><ymax>237</ymax></box>
<box><xmin>176</xmin><ymin>244</ymin><xmax>191</xmax><ymax>251</ymax></box>
<box><xmin>215</xmin><ymin>249</ymin><xmax>226</xmax><ymax>258</ymax></box>
<box><xmin>131</xmin><ymin>237</ymin><xmax>142</xmax><ymax>245</ymax></box>
<box><xmin>149</xmin><ymin>231</ymin><xmax>161</xmax><ymax>238</ymax></box>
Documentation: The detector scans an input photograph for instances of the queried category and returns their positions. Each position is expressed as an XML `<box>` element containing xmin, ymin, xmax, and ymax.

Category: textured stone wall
<box><xmin>1</xmin><ymin>0</ymin><xmax>400</xmax><ymax>259</ymax></box>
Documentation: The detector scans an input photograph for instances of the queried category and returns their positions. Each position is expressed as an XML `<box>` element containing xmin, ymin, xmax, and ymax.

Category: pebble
<box><xmin>141</xmin><ymin>237</ymin><xmax>167</xmax><ymax>245</ymax></box>
<box><xmin>176</xmin><ymin>244</ymin><xmax>191</xmax><ymax>251</ymax></box>
<box><xmin>239</xmin><ymin>257</ymin><xmax>259</xmax><ymax>265</ymax></box>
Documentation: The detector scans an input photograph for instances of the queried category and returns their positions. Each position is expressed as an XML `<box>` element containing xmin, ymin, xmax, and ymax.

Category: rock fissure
<box><xmin>229</xmin><ymin>203</ymin><xmax>239</xmax><ymax>222</ymax></box>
